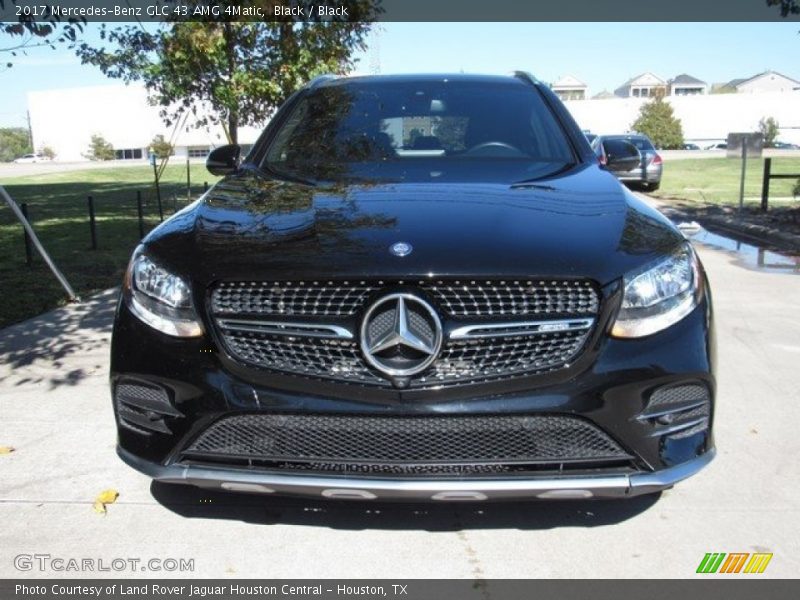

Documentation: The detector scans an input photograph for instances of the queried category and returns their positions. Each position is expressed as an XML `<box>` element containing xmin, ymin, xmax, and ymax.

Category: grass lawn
<box><xmin>0</xmin><ymin>164</ymin><xmax>219</xmax><ymax>329</ymax></box>
<box><xmin>652</xmin><ymin>157</ymin><xmax>800</xmax><ymax>207</ymax></box>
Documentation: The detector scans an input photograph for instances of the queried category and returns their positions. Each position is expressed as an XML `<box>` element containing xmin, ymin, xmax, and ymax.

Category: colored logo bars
<box><xmin>697</xmin><ymin>552</ymin><xmax>773</xmax><ymax>574</ymax></box>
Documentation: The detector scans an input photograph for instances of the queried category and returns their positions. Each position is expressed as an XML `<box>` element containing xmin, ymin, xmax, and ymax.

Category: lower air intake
<box><xmin>182</xmin><ymin>413</ymin><xmax>630</xmax><ymax>466</ymax></box>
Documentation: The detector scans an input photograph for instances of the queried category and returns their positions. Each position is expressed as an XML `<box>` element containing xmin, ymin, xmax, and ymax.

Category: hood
<box><xmin>145</xmin><ymin>165</ymin><xmax>682</xmax><ymax>286</ymax></box>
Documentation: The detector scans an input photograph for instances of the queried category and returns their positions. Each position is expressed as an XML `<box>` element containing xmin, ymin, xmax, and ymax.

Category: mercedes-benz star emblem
<box><xmin>389</xmin><ymin>242</ymin><xmax>413</xmax><ymax>257</ymax></box>
<box><xmin>360</xmin><ymin>293</ymin><xmax>442</xmax><ymax>379</ymax></box>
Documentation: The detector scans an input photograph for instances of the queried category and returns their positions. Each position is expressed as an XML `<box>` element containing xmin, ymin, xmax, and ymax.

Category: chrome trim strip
<box><xmin>449</xmin><ymin>317</ymin><xmax>595</xmax><ymax>340</ymax></box>
<box><xmin>216</xmin><ymin>319</ymin><xmax>353</xmax><ymax>339</ymax></box>
<box><xmin>648</xmin><ymin>417</ymin><xmax>709</xmax><ymax>438</ymax></box>
<box><xmin>118</xmin><ymin>446</ymin><xmax>714</xmax><ymax>500</ymax></box>
<box><xmin>637</xmin><ymin>400</ymin><xmax>709</xmax><ymax>421</ymax></box>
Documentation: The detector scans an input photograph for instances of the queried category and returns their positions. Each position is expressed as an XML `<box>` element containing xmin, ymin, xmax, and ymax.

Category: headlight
<box><xmin>123</xmin><ymin>249</ymin><xmax>203</xmax><ymax>337</ymax></box>
<box><xmin>611</xmin><ymin>243</ymin><xmax>702</xmax><ymax>338</ymax></box>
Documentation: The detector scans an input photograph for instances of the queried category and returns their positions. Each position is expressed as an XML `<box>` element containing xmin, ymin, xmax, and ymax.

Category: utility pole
<box><xmin>26</xmin><ymin>110</ymin><xmax>34</xmax><ymax>151</ymax></box>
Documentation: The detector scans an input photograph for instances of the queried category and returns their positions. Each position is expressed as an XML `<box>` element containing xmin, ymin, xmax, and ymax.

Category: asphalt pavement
<box><xmin>1</xmin><ymin>227</ymin><xmax>799</xmax><ymax>578</ymax></box>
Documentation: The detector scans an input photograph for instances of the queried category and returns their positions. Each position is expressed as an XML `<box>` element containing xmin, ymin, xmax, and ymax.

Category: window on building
<box><xmin>188</xmin><ymin>146</ymin><xmax>211</xmax><ymax>158</ymax></box>
<box><xmin>114</xmin><ymin>148</ymin><xmax>144</xmax><ymax>160</ymax></box>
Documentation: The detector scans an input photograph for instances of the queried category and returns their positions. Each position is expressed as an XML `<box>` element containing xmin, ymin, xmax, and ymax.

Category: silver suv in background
<box><xmin>591</xmin><ymin>134</ymin><xmax>663</xmax><ymax>191</ymax></box>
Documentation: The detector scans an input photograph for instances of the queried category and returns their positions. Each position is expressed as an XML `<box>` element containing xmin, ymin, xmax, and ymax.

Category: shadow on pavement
<box><xmin>0</xmin><ymin>288</ymin><xmax>117</xmax><ymax>389</ymax></box>
<box><xmin>150</xmin><ymin>481</ymin><xmax>660</xmax><ymax>530</ymax></box>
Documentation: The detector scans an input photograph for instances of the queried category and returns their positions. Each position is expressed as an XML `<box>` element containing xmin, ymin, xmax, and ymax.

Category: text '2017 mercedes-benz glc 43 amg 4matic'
<box><xmin>112</xmin><ymin>73</ymin><xmax>715</xmax><ymax>501</ymax></box>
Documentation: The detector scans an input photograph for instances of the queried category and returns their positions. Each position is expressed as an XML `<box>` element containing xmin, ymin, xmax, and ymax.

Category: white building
<box><xmin>550</xmin><ymin>75</ymin><xmax>587</xmax><ymax>101</ymax></box>
<box><xmin>565</xmin><ymin>89</ymin><xmax>800</xmax><ymax>145</ymax></box>
<box><xmin>27</xmin><ymin>79</ymin><xmax>800</xmax><ymax>161</ymax></box>
<box><xmin>27</xmin><ymin>84</ymin><xmax>265</xmax><ymax>162</ymax></box>
<box><xmin>614</xmin><ymin>72</ymin><xmax>666</xmax><ymax>98</ymax></box>
<box><xmin>722</xmin><ymin>70</ymin><xmax>800</xmax><ymax>94</ymax></box>
<box><xmin>668</xmin><ymin>74</ymin><xmax>707</xmax><ymax>96</ymax></box>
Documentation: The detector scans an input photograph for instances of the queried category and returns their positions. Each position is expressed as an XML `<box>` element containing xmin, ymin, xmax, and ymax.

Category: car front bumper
<box><xmin>111</xmin><ymin>275</ymin><xmax>715</xmax><ymax>501</ymax></box>
<box><xmin>120</xmin><ymin>445</ymin><xmax>715</xmax><ymax>500</ymax></box>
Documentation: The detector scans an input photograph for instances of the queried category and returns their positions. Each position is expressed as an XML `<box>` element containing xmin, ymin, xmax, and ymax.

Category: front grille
<box><xmin>217</xmin><ymin>327</ymin><xmax>590</xmax><ymax>388</ymax></box>
<box><xmin>425</xmin><ymin>279</ymin><xmax>599</xmax><ymax>317</ymax></box>
<box><xmin>425</xmin><ymin>330</ymin><xmax>589</xmax><ymax>385</ymax></box>
<box><xmin>182</xmin><ymin>414</ymin><xmax>631</xmax><ymax>475</ymax></box>
<box><xmin>221</xmin><ymin>331</ymin><xmax>385</xmax><ymax>385</ymax></box>
<box><xmin>212</xmin><ymin>279</ymin><xmax>599</xmax><ymax>318</ymax></box>
<box><xmin>212</xmin><ymin>281</ymin><xmax>376</xmax><ymax>317</ymax></box>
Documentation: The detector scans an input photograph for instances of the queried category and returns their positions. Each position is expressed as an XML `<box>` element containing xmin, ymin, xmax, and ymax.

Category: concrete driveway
<box><xmin>1</xmin><ymin>239</ymin><xmax>798</xmax><ymax>578</ymax></box>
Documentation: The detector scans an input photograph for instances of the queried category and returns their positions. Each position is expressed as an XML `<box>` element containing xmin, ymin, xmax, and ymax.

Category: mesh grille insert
<box><xmin>183</xmin><ymin>414</ymin><xmax>630</xmax><ymax>466</ymax></box>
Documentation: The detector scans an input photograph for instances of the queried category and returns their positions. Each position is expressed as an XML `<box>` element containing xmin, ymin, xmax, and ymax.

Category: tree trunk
<box><xmin>223</xmin><ymin>22</ymin><xmax>238</xmax><ymax>146</ymax></box>
<box><xmin>228</xmin><ymin>113</ymin><xmax>238</xmax><ymax>146</ymax></box>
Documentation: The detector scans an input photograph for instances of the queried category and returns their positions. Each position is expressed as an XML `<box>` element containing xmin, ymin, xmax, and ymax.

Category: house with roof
<box><xmin>717</xmin><ymin>70</ymin><xmax>800</xmax><ymax>94</ymax></box>
<box><xmin>614</xmin><ymin>73</ymin><xmax>667</xmax><ymax>98</ymax></box>
<box><xmin>551</xmin><ymin>75</ymin><xmax>588</xmax><ymax>101</ymax></box>
<box><xmin>668</xmin><ymin>74</ymin><xmax>707</xmax><ymax>96</ymax></box>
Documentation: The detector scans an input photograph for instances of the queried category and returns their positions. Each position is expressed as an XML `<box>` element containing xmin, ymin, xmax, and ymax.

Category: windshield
<box><xmin>261</xmin><ymin>79</ymin><xmax>575</xmax><ymax>184</ymax></box>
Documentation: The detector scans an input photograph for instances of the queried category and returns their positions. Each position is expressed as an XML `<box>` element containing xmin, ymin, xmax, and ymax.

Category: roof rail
<box><xmin>307</xmin><ymin>74</ymin><xmax>338</xmax><ymax>89</ymax></box>
<box><xmin>513</xmin><ymin>71</ymin><xmax>541</xmax><ymax>86</ymax></box>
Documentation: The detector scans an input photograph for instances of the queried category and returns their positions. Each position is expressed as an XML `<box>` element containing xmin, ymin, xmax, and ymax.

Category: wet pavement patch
<box><xmin>677</xmin><ymin>221</ymin><xmax>800</xmax><ymax>274</ymax></box>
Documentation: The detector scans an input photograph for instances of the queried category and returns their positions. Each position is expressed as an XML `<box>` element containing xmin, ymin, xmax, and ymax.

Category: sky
<box><xmin>1</xmin><ymin>21</ymin><xmax>799</xmax><ymax>128</ymax></box>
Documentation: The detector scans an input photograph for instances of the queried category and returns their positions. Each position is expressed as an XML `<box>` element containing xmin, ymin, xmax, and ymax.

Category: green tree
<box><xmin>38</xmin><ymin>145</ymin><xmax>56</xmax><ymax>159</ymax></box>
<box><xmin>631</xmin><ymin>97</ymin><xmax>684</xmax><ymax>149</ymax></box>
<box><xmin>0</xmin><ymin>127</ymin><xmax>32</xmax><ymax>161</ymax></box>
<box><xmin>84</xmin><ymin>134</ymin><xmax>115</xmax><ymax>161</ymax></box>
<box><xmin>0</xmin><ymin>0</ymin><xmax>85</xmax><ymax>67</ymax></box>
<box><xmin>149</xmin><ymin>134</ymin><xmax>174</xmax><ymax>158</ymax></box>
<box><xmin>76</xmin><ymin>6</ymin><xmax>379</xmax><ymax>145</ymax></box>
<box><xmin>759</xmin><ymin>116</ymin><xmax>780</xmax><ymax>148</ymax></box>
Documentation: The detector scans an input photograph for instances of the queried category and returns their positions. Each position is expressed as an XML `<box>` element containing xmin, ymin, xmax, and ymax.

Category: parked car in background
<box><xmin>682</xmin><ymin>143</ymin><xmax>701</xmax><ymax>151</ymax></box>
<box><xmin>591</xmin><ymin>134</ymin><xmax>663</xmax><ymax>190</ymax></box>
<box><xmin>773</xmin><ymin>141</ymin><xmax>800</xmax><ymax>150</ymax></box>
<box><xmin>13</xmin><ymin>153</ymin><xmax>50</xmax><ymax>164</ymax></box>
<box><xmin>705</xmin><ymin>142</ymin><xmax>727</xmax><ymax>150</ymax></box>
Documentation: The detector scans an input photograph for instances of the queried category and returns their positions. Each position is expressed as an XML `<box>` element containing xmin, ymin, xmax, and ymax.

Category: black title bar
<box><xmin>2</xmin><ymin>0</ymin><xmax>800</xmax><ymax>22</ymax></box>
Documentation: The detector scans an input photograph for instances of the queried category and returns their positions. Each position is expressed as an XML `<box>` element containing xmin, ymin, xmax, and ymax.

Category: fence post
<box><xmin>87</xmin><ymin>195</ymin><xmax>97</xmax><ymax>250</ymax></box>
<box><xmin>136</xmin><ymin>190</ymin><xmax>145</xmax><ymax>239</ymax></box>
<box><xmin>761</xmin><ymin>157</ymin><xmax>771</xmax><ymax>213</ymax></box>
<box><xmin>21</xmin><ymin>203</ymin><xmax>33</xmax><ymax>266</ymax></box>
<box><xmin>204</xmin><ymin>181</ymin><xmax>208</xmax><ymax>192</ymax></box>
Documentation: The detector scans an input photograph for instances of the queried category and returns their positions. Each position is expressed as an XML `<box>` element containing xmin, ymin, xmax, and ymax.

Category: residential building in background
<box><xmin>550</xmin><ymin>75</ymin><xmax>587</xmax><ymax>101</ymax></box>
<box><xmin>715</xmin><ymin>70</ymin><xmax>800</xmax><ymax>94</ymax></box>
<box><xmin>614</xmin><ymin>72</ymin><xmax>667</xmax><ymax>98</ymax></box>
<box><xmin>668</xmin><ymin>74</ymin><xmax>707</xmax><ymax>96</ymax></box>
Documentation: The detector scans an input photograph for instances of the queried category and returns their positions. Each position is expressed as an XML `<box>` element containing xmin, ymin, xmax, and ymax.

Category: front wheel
<box><xmin>645</xmin><ymin>181</ymin><xmax>660</xmax><ymax>192</ymax></box>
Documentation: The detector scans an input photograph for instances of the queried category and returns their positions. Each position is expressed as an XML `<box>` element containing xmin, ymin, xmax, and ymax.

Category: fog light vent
<box><xmin>639</xmin><ymin>384</ymin><xmax>710</xmax><ymax>439</ymax></box>
<box><xmin>115</xmin><ymin>380</ymin><xmax>181</xmax><ymax>434</ymax></box>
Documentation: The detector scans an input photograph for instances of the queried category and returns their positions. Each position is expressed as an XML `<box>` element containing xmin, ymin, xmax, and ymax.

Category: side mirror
<box><xmin>206</xmin><ymin>144</ymin><xmax>241</xmax><ymax>176</ymax></box>
<box><xmin>604</xmin><ymin>141</ymin><xmax>641</xmax><ymax>174</ymax></box>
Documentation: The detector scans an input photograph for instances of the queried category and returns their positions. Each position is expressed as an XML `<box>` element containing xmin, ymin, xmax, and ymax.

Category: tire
<box><xmin>646</xmin><ymin>181</ymin><xmax>660</xmax><ymax>191</ymax></box>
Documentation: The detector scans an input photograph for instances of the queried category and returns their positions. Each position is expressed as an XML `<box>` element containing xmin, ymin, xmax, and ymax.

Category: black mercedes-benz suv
<box><xmin>111</xmin><ymin>73</ymin><xmax>715</xmax><ymax>501</ymax></box>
